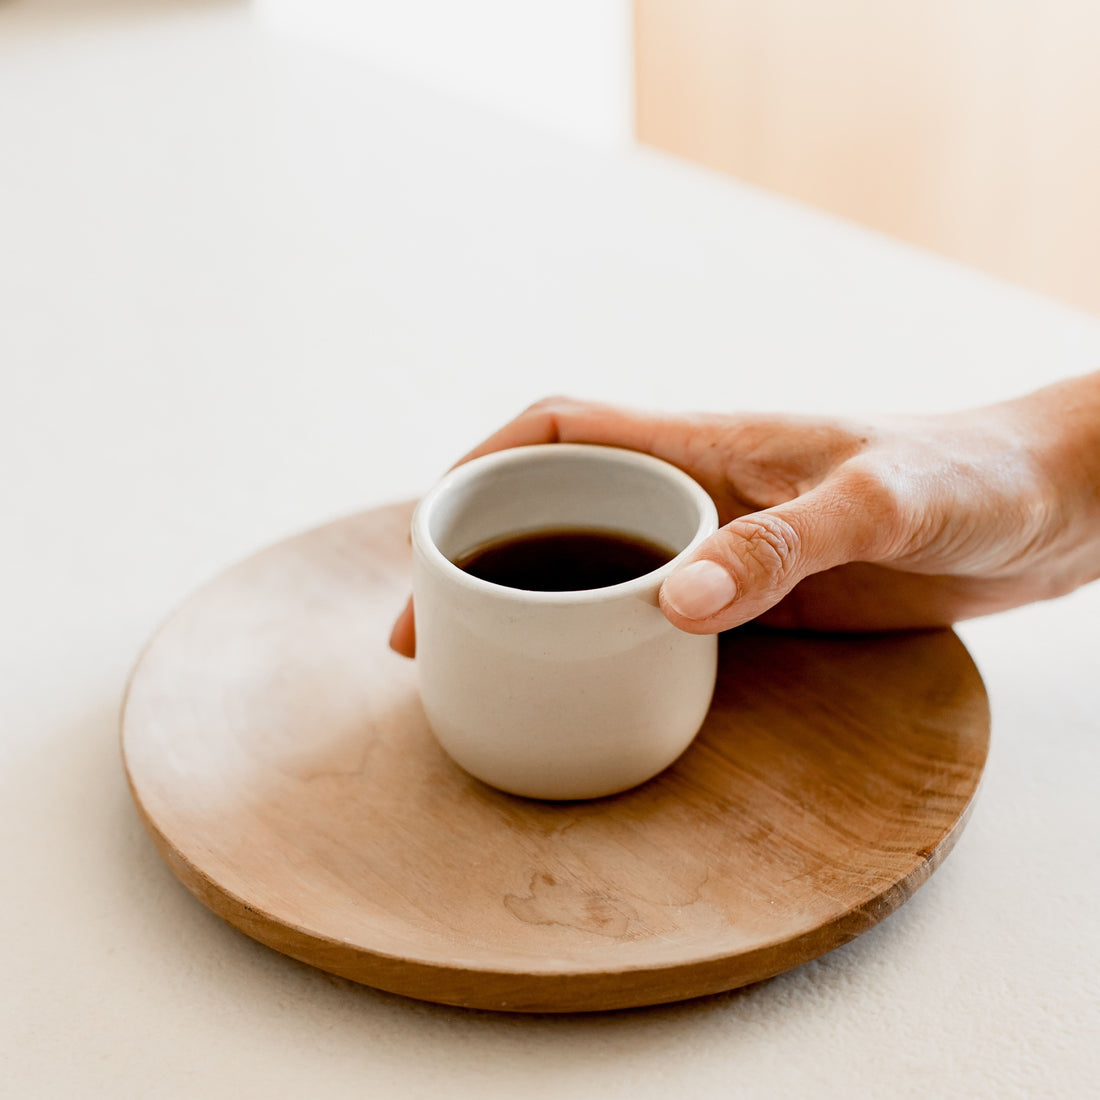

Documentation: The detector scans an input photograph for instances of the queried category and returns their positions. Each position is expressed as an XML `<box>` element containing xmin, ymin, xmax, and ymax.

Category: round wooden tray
<box><xmin>122</xmin><ymin>502</ymin><xmax>990</xmax><ymax>1013</ymax></box>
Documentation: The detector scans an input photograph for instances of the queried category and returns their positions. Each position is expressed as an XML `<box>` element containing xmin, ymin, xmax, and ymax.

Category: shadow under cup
<box><xmin>411</xmin><ymin>444</ymin><xmax>719</xmax><ymax>800</ymax></box>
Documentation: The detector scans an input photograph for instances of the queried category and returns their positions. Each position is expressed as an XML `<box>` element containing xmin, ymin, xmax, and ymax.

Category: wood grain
<box><xmin>121</xmin><ymin>502</ymin><xmax>989</xmax><ymax>1012</ymax></box>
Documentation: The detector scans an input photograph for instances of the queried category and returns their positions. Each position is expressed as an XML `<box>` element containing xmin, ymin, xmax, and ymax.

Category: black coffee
<box><xmin>454</xmin><ymin>528</ymin><xmax>675</xmax><ymax>592</ymax></box>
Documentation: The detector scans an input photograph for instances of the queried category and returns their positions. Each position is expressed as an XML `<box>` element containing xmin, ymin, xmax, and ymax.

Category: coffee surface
<box><xmin>454</xmin><ymin>528</ymin><xmax>675</xmax><ymax>592</ymax></box>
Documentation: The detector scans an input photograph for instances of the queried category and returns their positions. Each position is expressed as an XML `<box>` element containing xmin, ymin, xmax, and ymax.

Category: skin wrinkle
<box><xmin>727</xmin><ymin>512</ymin><xmax>802</xmax><ymax>591</ymax></box>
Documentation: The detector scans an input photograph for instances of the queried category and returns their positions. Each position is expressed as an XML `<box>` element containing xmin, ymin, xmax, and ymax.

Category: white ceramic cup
<box><xmin>411</xmin><ymin>444</ymin><xmax>719</xmax><ymax>800</ymax></box>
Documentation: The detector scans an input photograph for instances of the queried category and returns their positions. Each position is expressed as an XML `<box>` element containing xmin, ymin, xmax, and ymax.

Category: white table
<box><xmin>3</xmin><ymin>5</ymin><xmax>1099</xmax><ymax>1097</ymax></box>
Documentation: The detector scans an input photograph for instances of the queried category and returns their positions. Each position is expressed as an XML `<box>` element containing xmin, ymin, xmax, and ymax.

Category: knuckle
<box><xmin>836</xmin><ymin>460</ymin><xmax>909</xmax><ymax>553</ymax></box>
<box><xmin>733</xmin><ymin>512</ymin><xmax>802</xmax><ymax>587</ymax></box>
<box><xmin>520</xmin><ymin>395</ymin><xmax>588</xmax><ymax>441</ymax></box>
<box><xmin>524</xmin><ymin>394</ymin><xmax>580</xmax><ymax>417</ymax></box>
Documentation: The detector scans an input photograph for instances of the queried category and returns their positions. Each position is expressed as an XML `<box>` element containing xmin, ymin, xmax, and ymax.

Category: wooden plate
<box><xmin>122</xmin><ymin>503</ymin><xmax>989</xmax><ymax>1013</ymax></box>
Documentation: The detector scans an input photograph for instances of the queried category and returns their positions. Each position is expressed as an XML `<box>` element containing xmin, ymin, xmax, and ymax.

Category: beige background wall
<box><xmin>636</xmin><ymin>0</ymin><xmax>1100</xmax><ymax>315</ymax></box>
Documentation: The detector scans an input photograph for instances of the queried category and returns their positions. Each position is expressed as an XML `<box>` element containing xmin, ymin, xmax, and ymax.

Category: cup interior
<box><xmin>423</xmin><ymin>446</ymin><xmax>712</xmax><ymax>573</ymax></box>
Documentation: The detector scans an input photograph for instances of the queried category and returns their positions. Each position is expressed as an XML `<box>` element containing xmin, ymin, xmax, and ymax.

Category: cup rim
<box><xmin>412</xmin><ymin>443</ymin><xmax>718</xmax><ymax>604</ymax></box>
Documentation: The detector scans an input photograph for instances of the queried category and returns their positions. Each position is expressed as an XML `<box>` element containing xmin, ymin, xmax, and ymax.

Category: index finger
<box><xmin>454</xmin><ymin>396</ymin><xmax>692</xmax><ymax>469</ymax></box>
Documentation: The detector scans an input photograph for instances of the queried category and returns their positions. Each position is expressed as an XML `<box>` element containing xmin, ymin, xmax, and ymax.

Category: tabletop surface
<box><xmin>3</xmin><ymin>3</ymin><xmax>1099</xmax><ymax>1097</ymax></box>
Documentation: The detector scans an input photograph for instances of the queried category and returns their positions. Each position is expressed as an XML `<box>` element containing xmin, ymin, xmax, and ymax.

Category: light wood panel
<box><xmin>636</xmin><ymin>0</ymin><xmax>1100</xmax><ymax>315</ymax></box>
<box><xmin>122</xmin><ymin>502</ymin><xmax>989</xmax><ymax>1012</ymax></box>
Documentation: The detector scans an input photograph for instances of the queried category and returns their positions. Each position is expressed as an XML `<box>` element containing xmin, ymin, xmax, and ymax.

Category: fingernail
<box><xmin>662</xmin><ymin>560</ymin><xmax>738</xmax><ymax>621</ymax></box>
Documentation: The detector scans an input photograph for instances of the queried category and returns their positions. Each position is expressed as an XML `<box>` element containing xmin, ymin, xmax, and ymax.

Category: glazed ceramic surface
<box><xmin>412</xmin><ymin>444</ymin><xmax>719</xmax><ymax>799</ymax></box>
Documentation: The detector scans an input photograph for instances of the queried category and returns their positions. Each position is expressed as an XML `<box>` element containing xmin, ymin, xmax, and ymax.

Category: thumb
<box><xmin>659</xmin><ymin>480</ymin><xmax>879</xmax><ymax>633</ymax></box>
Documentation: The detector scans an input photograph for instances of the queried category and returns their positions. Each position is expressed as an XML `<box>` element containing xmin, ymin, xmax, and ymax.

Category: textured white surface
<box><xmin>2</xmin><ymin>3</ymin><xmax>1099</xmax><ymax>1097</ymax></box>
<box><xmin>256</xmin><ymin>0</ymin><xmax>633</xmax><ymax>147</ymax></box>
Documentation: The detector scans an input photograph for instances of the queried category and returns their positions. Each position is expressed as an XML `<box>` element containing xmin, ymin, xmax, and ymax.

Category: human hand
<box><xmin>389</xmin><ymin>374</ymin><xmax>1100</xmax><ymax>657</ymax></box>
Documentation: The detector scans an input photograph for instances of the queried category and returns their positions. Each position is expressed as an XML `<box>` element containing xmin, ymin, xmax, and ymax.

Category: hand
<box><xmin>389</xmin><ymin>374</ymin><xmax>1100</xmax><ymax>657</ymax></box>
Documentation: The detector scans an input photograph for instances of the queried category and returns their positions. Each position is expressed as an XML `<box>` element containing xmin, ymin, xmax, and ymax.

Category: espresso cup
<box><xmin>411</xmin><ymin>444</ymin><xmax>719</xmax><ymax>800</ymax></box>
